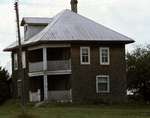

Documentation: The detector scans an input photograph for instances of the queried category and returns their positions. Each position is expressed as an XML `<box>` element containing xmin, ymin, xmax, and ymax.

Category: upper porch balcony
<box><xmin>28</xmin><ymin>47</ymin><xmax>71</xmax><ymax>74</ymax></box>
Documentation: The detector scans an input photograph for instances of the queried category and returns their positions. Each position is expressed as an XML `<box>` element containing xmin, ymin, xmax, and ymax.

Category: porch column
<box><xmin>43</xmin><ymin>75</ymin><xmax>48</xmax><ymax>101</ymax></box>
<box><xmin>43</xmin><ymin>47</ymin><xmax>48</xmax><ymax>101</ymax></box>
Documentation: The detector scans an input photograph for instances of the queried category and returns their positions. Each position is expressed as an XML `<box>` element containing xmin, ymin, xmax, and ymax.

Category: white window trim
<box><xmin>22</xmin><ymin>51</ymin><xmax>26</xmax><ymax>69</ymax></box>
<box><xmin>100</xmin><ymin>47</ymin><xmax>110</xmax><ymax>65</ymax></box>
<box><xmin>96</xmin><ymin>75</ymin><xmax>110</xmax><ymax>93</ymax></box>
<box><xmin>80</xmin><ymin>47</ymin><xmax>90</xmax><ymax>65</ymax></box>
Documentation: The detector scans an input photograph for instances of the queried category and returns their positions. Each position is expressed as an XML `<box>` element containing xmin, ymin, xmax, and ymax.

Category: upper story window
<box><xmin>22</xmin><ymin>51</ymin><xmax>26</xmax><ymax>69</ymax></box>
<box><xmin>24</xmin><ymin>24</ymin><xmax>28</xmax><ymax>32</ymax></box>
<box><xmin>100</xmin><ymin>47</ymin><xmax>110</xmax><ymax>65</ymax></box>
<box><xmin>14</xmin><ymin>53</ymin><xmax>18</xmax><ymax>70</ymax></box>
<box><xmin>14</xmin><ymin>52</ymin><xmax>26</xmax><ymax>70</ymax></box>
<box><xmin>96</xmin><ymin>75</ymin><xmax>110</xmax><ymax>93</ymax></box>
<box><xmin>80</xmin><ymin>47</ymin><xmax>90</xmax><ymax>65</ymax></box>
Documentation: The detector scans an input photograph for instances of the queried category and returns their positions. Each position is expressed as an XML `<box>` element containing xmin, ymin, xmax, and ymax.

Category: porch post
<box><xmin>43</xmin><ymin>47</ymin><xmax>48</xmax><ymax>101</ymax></box>
<box><xmin>43</xmin><ymin>75</ymin><xmax>48</xmax><ymax>101</ymax></box>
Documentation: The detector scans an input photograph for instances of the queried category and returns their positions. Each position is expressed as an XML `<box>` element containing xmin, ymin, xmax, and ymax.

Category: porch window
<box><xmin>96</xmin><ymin>75</ymin><xmax>110</xmax><ymax>93</ymax></box>
<box><xmin>14</xmin><ymin>53</ymin><xmax>18</xmax><ymax>70</ymax></box>
<box><xmin>100</xmin><ymin>47</ymin><xmax>110</xmax><ymax>65</ymax></box>
<box><xmin>80</xmin><ymin>47</ymin><xmax>90</xmax><ymax>64</ymax></box>
<box><xmin>47</xmin><ymin>48</ymin><xmax>70</xmax><ymax>60</ymax></box>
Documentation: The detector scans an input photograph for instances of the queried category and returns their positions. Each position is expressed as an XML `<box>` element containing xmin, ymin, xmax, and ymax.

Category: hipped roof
<box><xmin>4</xmin><ymin>9</ymin><xmax>134</xmax><ymax>51</ymax></box>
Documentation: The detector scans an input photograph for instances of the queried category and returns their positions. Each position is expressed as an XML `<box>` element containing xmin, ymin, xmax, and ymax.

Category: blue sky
<box><xmin>0</xmin><ymin>0</ymin><xmax>150</xmax><ymax>72</ymax></box>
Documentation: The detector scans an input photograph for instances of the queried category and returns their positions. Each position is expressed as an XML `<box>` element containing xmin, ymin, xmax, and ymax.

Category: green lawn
<box><xmin>0</xmin><ymin>100</ymin><xmax>150</xmax><ymax>118</ymax></box>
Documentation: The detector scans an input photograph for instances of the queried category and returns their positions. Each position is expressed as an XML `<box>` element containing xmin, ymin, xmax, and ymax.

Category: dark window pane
<box><xmin>98</xmin><ymin>83</ymin><xmax>107</xmax><ymax>91</ymax></box>
<box><xmin>82</xmin><ymin>56</ymin><xmax>88</xmax><ymax>62</ymax></box>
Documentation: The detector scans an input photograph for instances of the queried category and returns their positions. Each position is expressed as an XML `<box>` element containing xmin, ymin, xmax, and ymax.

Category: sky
<box><xmin>0</xmin><ymin>0</ymin><xmax>150</xmax><ymax>73</ymax></box>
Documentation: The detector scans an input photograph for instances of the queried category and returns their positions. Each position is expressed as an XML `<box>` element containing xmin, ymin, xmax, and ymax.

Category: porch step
<box><xmin>53</xmin><ymin>99</ymin><xmax>72</xmax><ymax>103</ymax></box>
<box><xmin>34</xmin><ymin>101</ymin><xmax>45</xmax><ymax>108</ymax></box>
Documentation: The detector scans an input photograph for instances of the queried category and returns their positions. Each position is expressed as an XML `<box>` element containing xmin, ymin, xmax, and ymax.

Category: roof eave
<box><xmin>3</xmin><ymin>39</ymin><xmax>135</xmax><ymax>52</ymax></box>
<box><xmin>21</xmin><ymin>18</ymin><xmax>25</xmax><ymax>26</ymax></box>
<box><xmin>21</xmin><ymin>21</ymin><xmax>48</xmax><ymax>26</ymax></box>
<box><xmin>3</xmin><ymin>47</ymin><xmax>18</xmax><ymax>52</ymax></box>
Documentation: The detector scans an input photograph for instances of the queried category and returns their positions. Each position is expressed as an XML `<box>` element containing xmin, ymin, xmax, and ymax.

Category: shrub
<box><xmin>0</xmin><ymin>67</ymin><xmax>11</xmax><ymax>104</ymax></box>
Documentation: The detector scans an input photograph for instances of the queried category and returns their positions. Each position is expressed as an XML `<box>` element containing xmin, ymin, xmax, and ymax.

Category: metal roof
<box><xmin>4</xmin><ymin>39</ymin><xmax>25</xmax><ymax>51</ymax></box>
<box><xmin>4</xmin><ymin>9</ymin><xmax>134</xmax><ymax>51</ymax></box>
<box><xmin>21</xmin><ymin>17</ymin><xmax>52</xmax><ymax>26</ymax></box>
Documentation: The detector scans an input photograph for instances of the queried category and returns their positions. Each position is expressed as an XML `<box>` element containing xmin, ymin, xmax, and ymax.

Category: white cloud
<box><xmin>0</xmin><ymin>3</ymin><xmax>16</xmax><ymax>69</ymax></box>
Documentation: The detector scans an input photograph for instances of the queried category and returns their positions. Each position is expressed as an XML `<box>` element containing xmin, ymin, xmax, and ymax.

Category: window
<box><xmin>14</xmin><ymin>53</ymin><xmax>18</xmax><ymax>70</ymax></box>
<box><xmin>80</xmin><ymin>47</ymin><xmax>90</xmax><ymax>64</ymax></box>
<box><xmin>24</xmin><ymin>24</ymin><xmax>28</xmax><ymax>32</ymax></box>
<box><xmin>17</xmin><ymin>80</ymin><xmax>22</xmax><ymax>97</ymax></box>
<box><xmin>100</xmin><ymin>47</ymin><xmax>110</xmax><ymax>65</ymax></box>
<box><xmin>14</xmin><ymin>52</ymin><xmax>26</xmax><ymax>70</ymax></box>
<box><xmin>96</xmin><ymin>75</ymin><xmax>110</xmax><ymax>93</ymax></box>
<box><xmin>22</xmin><ymin>51</ymin><xmax>26</xmax><ymax>68</ymax></box>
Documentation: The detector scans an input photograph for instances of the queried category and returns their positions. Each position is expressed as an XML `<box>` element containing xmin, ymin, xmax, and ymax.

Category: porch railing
<box><xmin>29</xmin><ymin>61</ymin><xmax>43</xmax><ymax>72</ymax></box>
<box><xmin>29</xmin><ymin>60</ymin><xmax>71</xmax><ymax>72</ymax></box>
<box><xmin>48</xmin><ymin>90</ymin><xmax>72</xmax><ymax>102</ymax></box>
<box><xmin>47</xmin><ymin>60</ymin><xmax>71</xmax><ymax>71</ymax></box>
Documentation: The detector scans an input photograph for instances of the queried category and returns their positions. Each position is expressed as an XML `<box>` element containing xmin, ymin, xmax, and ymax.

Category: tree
<box><xmin>127</xmin><ymin>45</ymin><xmax>150</xmax><ymax>102</ymax></box>
<box><xmin>0</xmin><ymin>66</ymin><xmax>11</xmax><ymax>104</ymax></box>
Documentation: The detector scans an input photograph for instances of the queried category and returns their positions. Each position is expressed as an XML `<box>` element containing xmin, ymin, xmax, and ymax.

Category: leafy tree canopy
<box><xmin>127</xmin><ymin>45</ymin><xmax>150</xmax><ymax>101</ymax></box>
<box><xmin>0</xmin><ymin>66</ymin><xmax>10</xmax><ymax>103</ymax></box>
<box><xmin>0</xmin><ymin>66</ymin><xmax>9</xmax><ymax>81</ymax></box>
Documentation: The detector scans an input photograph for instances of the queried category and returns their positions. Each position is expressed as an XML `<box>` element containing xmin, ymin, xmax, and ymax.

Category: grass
<box><xmin>0</xmin><ymin>100</ymin><xmax>150</xmax><ymax>118</ymax></box>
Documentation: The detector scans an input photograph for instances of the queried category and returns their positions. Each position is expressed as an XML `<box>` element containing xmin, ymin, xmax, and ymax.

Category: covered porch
<box><xmin>28</xmin><ymin>46</ymin><xmax>71</xmax><ymax>73</ymax></box>
<box><xmin>29</xmin><ymin>75</ymin><xmax>72</xmax><ymax>102</ymax></box>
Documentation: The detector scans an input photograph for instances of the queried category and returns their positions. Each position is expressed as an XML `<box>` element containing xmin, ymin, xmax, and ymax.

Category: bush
<box><xmin>0</xmin><ymin>67</ymin><xmax>11</xmax><ymax>104</ymax></box>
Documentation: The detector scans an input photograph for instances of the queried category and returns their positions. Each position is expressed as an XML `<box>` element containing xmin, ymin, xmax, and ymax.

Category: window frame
<box><xmin>22</xmin><ymin>51</ymin><xmax>26</xmax><ymax>69</ymax></box>
<box><xmin>100</xmin><ymin>47</ymin><xmax>110</xmax><ymax>65</ymax></box>
<box><xmin>96</xmin><ymin>75</ymin><xmax>110</xmax><ymax>93</ymax></box>
<box><xmin>14</xmin><ymin>53</ymin><xmax>18</xmax><ymax>70</ymax></box>
<box><xmin>24</xmin><ymin>24</ymin><xmax>28</xmax><ymax>32</ymax></box>
<box><xmin>80</xmin><ymin>47</ymin><xmax>90</xmax><ymax>65</ymax></box>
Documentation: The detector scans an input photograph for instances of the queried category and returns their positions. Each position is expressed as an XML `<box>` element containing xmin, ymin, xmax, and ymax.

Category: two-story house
<box><xmin>4</xmin><ymin>0</ymin><xmax>134</xmax><ymax>103</ymax></box>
